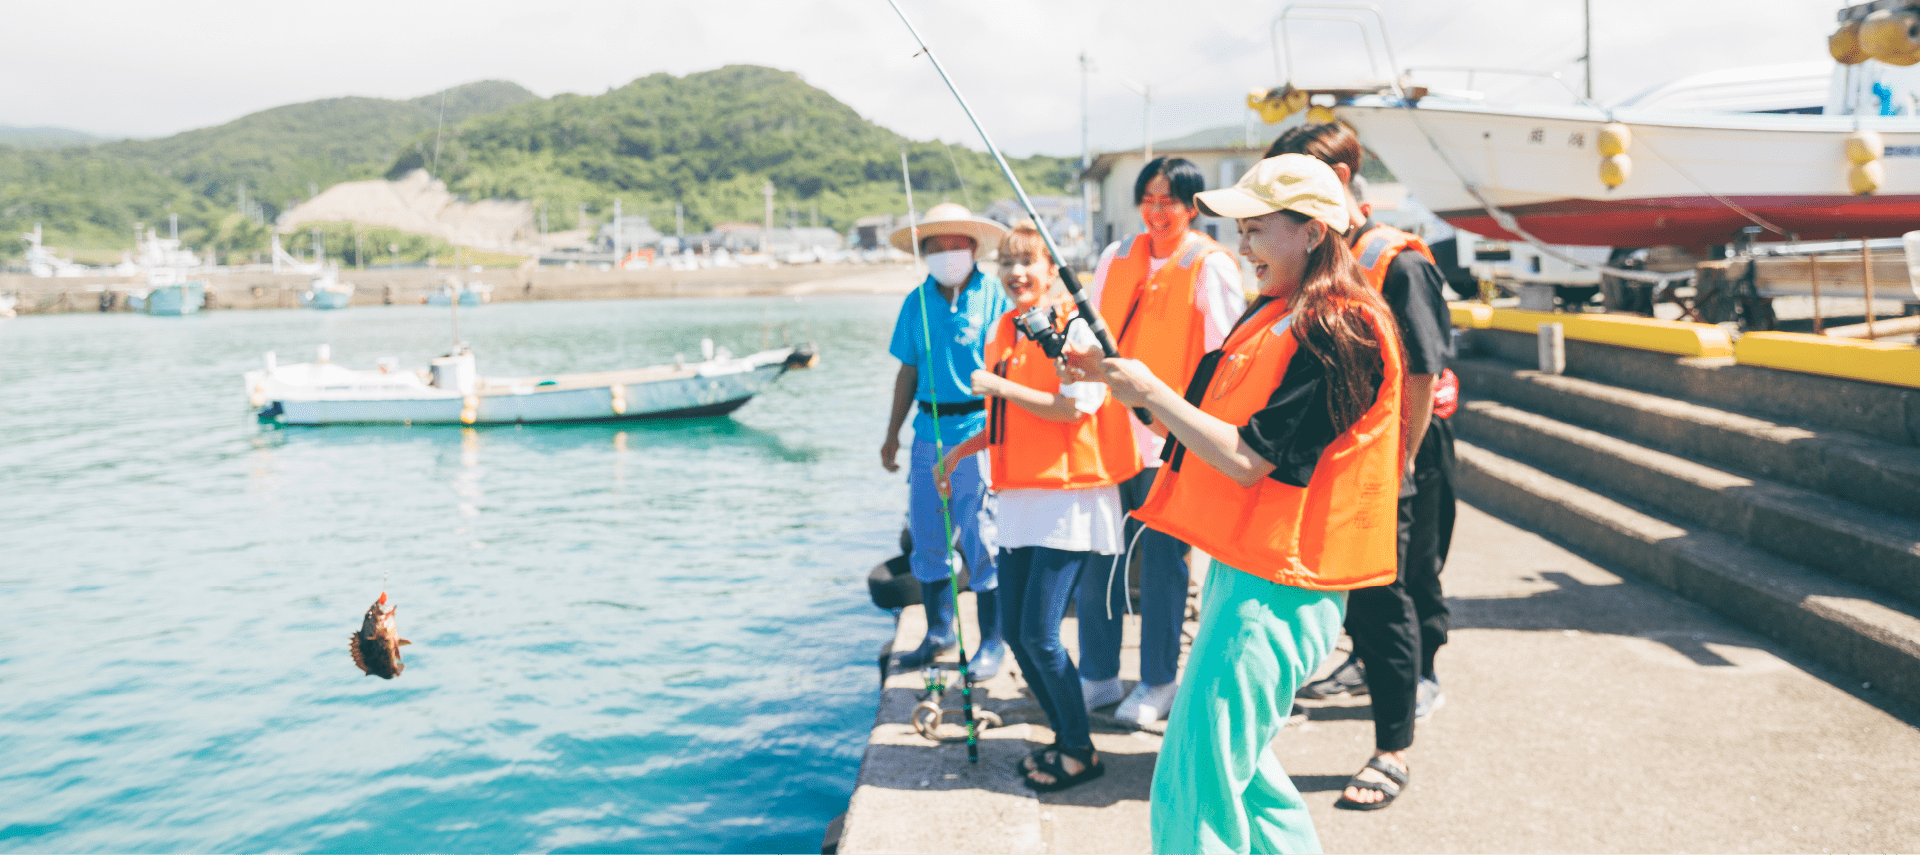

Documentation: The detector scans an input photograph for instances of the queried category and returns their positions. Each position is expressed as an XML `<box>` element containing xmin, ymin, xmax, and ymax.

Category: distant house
<box><xmin>597</xmin><ymin>216</ymin><xmax>664</xmax><ymax>252</ymax></box>
<box><xmin>983</xmin><ymin>195</ymin><xmax>1084</xmax><ymax>257</ymax></box>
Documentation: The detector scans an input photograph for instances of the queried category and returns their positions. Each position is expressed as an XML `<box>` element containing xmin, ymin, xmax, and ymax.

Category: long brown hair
<box><xmin>1274</xmin><ymin>211</ymin><xmax>1401</xmax><ymax>433</ymax></box>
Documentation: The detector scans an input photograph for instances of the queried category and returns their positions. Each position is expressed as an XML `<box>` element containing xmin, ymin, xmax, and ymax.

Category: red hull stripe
<box><xmin>1435</xmin><ymin>195</ymin><xmax>1920</xmax><ymax>247</ymax></box>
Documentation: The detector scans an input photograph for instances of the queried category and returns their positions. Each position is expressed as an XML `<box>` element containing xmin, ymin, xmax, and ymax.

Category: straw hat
<box><xmin>889</xmin><ymin>202</ymin><xmax>1010</xmax><ymax>259</ymax></box>
<box><xmin>1194</xmin><ymin>154</ymin><xmax>1350</xmax><ymax>234</ymax></box>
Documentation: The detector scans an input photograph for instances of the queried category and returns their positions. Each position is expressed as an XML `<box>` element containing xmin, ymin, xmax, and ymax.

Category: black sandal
<box><xmin>1333</xmin><ymin>757</ymin><xmax>1408</xmax><ymax>811</ymax></box>
<box><xmin>1022</xmin><ymin>744</ymin><xmax>1104</xmax><ymax>792</ymax></box>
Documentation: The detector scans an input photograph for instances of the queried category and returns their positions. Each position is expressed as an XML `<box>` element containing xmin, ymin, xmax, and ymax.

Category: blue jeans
<box><xmin>907</xmin><ymin>436</ymin><xmax>997</xmax><ymax>590</ymax></box>
<box><xmin>998</xmin><ymin>546</ymin><xmax>1092</xmax><ymax>753</ymax></box>
<box><xmin>1077</xmin><ymin>467</ymin><xmax>1191</xmax><ymax>686</ymax></box>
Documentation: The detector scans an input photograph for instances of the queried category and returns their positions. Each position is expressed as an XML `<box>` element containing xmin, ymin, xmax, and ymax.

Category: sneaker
<box><xmin>1081</xmin><ymin>676</ymin><xmax>1125</xmax><ymax>712</ymax></box>
<box><xmin>1297</xmin><ymin>654</ymin><xmax>1368</xmax><ymax>699</ymax></box>
<box><xmin>1415</xmin><ymin>676</ymin><xmax>1445</xmax><ymax>720</ymax></box>
<box><xmin>1114</xmin><ymin>680</ymin><xmax>1179</xmax><ymax>725</ymax></box>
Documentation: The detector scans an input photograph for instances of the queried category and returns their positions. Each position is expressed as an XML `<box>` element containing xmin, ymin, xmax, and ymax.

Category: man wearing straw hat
<box><xmin>881</xmin><ymin>202</ymin><xmax>1013</xmax><ymax>679</ymax></box>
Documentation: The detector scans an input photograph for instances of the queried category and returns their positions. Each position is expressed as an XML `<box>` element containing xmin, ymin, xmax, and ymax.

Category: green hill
<box><xmin>394</xmin><ymin>65</ymin><xmax>1075</xmax><ymax>235</ymax></box>
<box><xmin>1</xmin><ymin>81</ymin><xmax>539</xmax><ymax>257</ymax></box>
<box><xmin>0</xmin><ymin>125</ymin><xmax>107</xmax><ymax>149</ymax></box>
<box><xmin>2</xmin><ymin>69</ymin><xmax>1073</xmax><ymax>261</ymax></box>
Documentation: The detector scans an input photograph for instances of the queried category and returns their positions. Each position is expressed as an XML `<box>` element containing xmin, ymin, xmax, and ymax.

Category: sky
<box><xmin>5</xmin><ymin>0</ymin><xmax>1842</xmax><ymax>157</ymax></box>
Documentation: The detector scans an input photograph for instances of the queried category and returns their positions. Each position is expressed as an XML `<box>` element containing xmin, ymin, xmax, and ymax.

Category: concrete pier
<box><xmin>835</xmin><ymin>499</ymin><xmax>1920</xmax><ymax>853</ymax></box>
<box><xmin>0</xmin><ymin>263</ymin><xmax>915</xmax><ymax>315</ymax></box>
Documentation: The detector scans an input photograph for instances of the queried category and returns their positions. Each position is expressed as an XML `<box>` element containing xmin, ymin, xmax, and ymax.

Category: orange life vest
<box><xmin>1351</xmin><ymin>223</ymin><xmax>1435</xmax><ymax>292</ymax></box>
<box><xmin>1132</xmin><ymin>299</ymin><xmax>1405</xmax><ymax>590</ymax></box>
<box><xmin>1099</xmin><ymin>231</ymin><xmax>1233</xmax><ymax>394</ymax></box>
<box><xmin>985</xmin><ymin>301</ymin><xmax>1144</xmax><ymax>491</ymax></box>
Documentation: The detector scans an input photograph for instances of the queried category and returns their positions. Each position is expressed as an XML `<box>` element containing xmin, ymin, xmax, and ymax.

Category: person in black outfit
<box><xmin>1267</xmin><ymin>123</ymin><xmax>1458</xmax><ymax>811</ymax></box>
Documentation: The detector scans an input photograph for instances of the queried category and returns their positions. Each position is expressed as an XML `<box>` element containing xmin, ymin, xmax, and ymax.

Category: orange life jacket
<box><xmin>1099</xmin><ymin>231</ymin><xmax>1233</xmax><ymax>394</ymax></box>
<box><xmin>985</xmin><ymin>301</ymin><xmax>1144</xmax><ymax>491</ymax></box>
<box><xmin>1132</xmin><ymin>298</ymin><xmax>1405</xmax><ymax>590</ymax></box>
<box><xmin>1351</xmin><ymin>223</ymin><xmax>1436</xmax><ymax>292</ymax></box>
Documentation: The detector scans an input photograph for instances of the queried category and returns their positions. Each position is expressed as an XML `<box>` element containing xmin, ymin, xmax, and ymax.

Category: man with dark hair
<box><xmin>1267</xmin><ymin>123</ymin><xmax>1458</xmax><ymax>812</ymax></box>
<box><xmin>1077</xmin><ymin>156</ymin><xmax>1246</xmax><ymax>726</ymax></box>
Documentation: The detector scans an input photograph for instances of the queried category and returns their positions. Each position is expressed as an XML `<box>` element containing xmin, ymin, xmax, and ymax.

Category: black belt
<box><xmin>917</xmin><ymin>398</ymin><xmax>986</xmax><ymax>417</ymax></box>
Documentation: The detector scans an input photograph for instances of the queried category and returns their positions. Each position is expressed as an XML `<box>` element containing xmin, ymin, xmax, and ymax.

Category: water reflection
<box><xmin>252</xmin><ymin>418</ymin><xmax>821</xmax><ymax>463</ymax></box>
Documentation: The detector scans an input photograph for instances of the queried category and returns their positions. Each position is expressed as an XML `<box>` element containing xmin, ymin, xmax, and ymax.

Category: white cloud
<box><xmin>3</xmin><ymin>0</ymin><xmax>1842</xmax><ymax>156</ymax></box>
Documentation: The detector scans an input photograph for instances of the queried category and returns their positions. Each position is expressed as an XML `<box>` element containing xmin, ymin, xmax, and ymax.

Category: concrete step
<box><xmin>1453</xmin><ymin>356</ymin><xmax>1920</xmax><ymax>521</ymax></box>
<box><xmin>1468</xmin><ymin>327</ymin><xmax>1920</xmax><ymax>448</ymax></box>
<box><xmin>1453</xmin><ymin>437</ymin><xmax>1920</xmax><ymax>711</ymax></box>
<box><xmin>1454</xmin><ymin>398</ymin><xmax>1920</xmax><ymax>608</ymax></box>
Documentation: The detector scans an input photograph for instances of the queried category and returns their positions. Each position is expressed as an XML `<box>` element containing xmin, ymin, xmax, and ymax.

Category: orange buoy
<box><xmin>1860</xmin><ymin>9</ymin><xmax>1920</xmax><ymax>66</ymax></box>
<box><xmin>1832</xmin><ymin>19</ymin><xmax>1870</xmax><ymax>64</ymax></box>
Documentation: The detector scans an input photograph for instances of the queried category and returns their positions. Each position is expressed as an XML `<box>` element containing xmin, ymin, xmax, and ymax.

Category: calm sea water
<box><xmin>0</xmin><ymin>294</ymin><xmax>910</xmax><ymax>853</ymax></box>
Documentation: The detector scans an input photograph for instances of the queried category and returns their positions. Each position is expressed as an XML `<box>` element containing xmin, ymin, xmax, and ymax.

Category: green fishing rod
<box><xmin>902</xmin><ymin>149</ymin><xmax>981</xmax><ymax>765</ymax></box>
<box><xmin>884</xmin><ymin>0</ymin><xmax>1154</xmax><ymax>425</ymax></box>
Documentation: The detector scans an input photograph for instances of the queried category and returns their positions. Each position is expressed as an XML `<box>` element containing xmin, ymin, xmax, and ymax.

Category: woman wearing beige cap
<box><xmin>1063</xmin><ymin>153</ymin><xmax>1408</xmax><ymax>852</ymax></box>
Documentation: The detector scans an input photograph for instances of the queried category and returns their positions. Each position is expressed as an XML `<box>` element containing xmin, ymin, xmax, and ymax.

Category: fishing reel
<box><xmin>910</xmin><ymin>666</ymin><xmax>1003</xmax><ymax>742</ymax></box>
<box><xmin>1015</xmin><ymin>305</ymin><xmax>1068</xmax><ymax>359</ymax></box>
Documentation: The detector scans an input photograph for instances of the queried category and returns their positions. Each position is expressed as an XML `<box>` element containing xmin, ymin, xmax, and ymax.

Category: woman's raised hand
<box><xmin>1097</xmin><ymin>358</ymin><xmax>1161</xmax><ymax>408</ymax></box>
<box><xmin>1055</xmin><ymin>340</ymin><xmax>1103</xmax><ymax>383</ymax></box>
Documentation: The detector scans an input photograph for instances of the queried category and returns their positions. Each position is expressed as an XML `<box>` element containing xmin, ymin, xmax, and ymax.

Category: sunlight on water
<box><xmin>0</xmin><ymin>295</ymin><xmax>907</xmax><ymax>853</ymax></box>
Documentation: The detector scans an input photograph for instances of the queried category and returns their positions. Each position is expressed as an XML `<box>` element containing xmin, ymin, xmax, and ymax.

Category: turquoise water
<box><xmin>0</xmin><ymin>295</ymin><xmax>908</xmax><ymax>853</ymax></box>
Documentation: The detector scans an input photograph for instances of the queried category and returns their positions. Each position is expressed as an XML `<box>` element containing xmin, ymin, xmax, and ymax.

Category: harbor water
<box><xmin>0</xmin><ymin>295</ymin><xmax>907</xmax><ymax>852</ymax></box>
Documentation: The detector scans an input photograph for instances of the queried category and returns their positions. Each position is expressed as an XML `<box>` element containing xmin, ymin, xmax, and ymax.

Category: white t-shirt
<box><xmin>996</xmin><ymin>318</ymin><xmax>1126</xmax><ymax>554</ymax></box>
<box><xmin>1087</xmin><ymin>236</ymin><xmax>1247</xmax><ymax>465</ymax></box>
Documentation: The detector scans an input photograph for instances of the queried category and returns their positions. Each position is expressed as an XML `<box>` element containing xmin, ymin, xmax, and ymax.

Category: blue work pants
<box><xmin>907</xmin><ymin>436</ymin><xmax>997</xmax><ymax>591</ymax></box>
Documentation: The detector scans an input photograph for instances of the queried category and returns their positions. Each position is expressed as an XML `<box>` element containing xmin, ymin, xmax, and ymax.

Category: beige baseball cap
<box><xmin>1194</xmin><ymin>153</ymin><xmax>1349</xmax><ymax>234</ymax></box>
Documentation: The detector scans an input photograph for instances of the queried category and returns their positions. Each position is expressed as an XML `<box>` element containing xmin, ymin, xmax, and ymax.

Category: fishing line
<box><xmin>902</xmin><ymin>149</ymin><xmax>981</xmax><ymax>764</ymax></box>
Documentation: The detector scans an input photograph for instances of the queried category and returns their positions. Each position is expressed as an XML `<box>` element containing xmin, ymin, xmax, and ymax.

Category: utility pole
<box><xmin>675</xmin><ymin>202</ymin><xmax>684</xmax><ymax>239</ymax></box>
<box><xmin>1081</xmin><ymin>51</ymin><xmax>1094</xmax><ymax>259</ymax></box>
<box><xmin>613</xmin><ymin>198</ymin><xmax>623</xmax><ymax>266</ymax></box>
<box><xmin>1583</xmin><ymin>0</ymin><xmax>1594</xmax><ymax>100</ymax></box>
<box><xmin>762</xmin><ymin>180</ymin><xmax>775</xmax><ymax>253</ymax></box>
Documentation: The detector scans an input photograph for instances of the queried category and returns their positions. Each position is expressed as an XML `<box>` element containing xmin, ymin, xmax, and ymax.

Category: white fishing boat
<box><xmin>425</xmin><ymin>279</ymin><xmax>491</xmax><ymax>306</ymax></box>
<box><xmin>1255</xmin><ymin>2</ymin><xmax>1920</xmax><ymax>248</ymax></box>
<box><xmin>298</xmin><ymin>269</ymin><xmax>355</xmax><ymax>310</ymax></box>
<box><xmin>0</xmin><ymin>294</ymin><xmax>17</xmax><ymax>318</ymax></box>
<box><xmin>126</xmin><ymin>268</ymin><xmax>205</xmax><ymax>316</ymax></box>
<box><xmin>244</xmin><ymin>341</ymin><xmax>818</xmax><ymax>426</ymax></box>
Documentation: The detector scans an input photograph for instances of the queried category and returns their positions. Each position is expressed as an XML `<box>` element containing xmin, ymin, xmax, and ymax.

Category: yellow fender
<box><xmin>1846</xmin><ymin>129</ymin><xmax>1884</xmax><ymax>164</ymax></box>
<box><xmin>1305</xmin><ymin>105</ymin><xmax>1336</xmax><ymax>124</ymax></box>
<box><xmin>1600</xmin><ymin>154</ymin><xmax>1632</xmax><ymax>189</ymax></box>
<box><xmin>1598</xmin><ymin>123</ymin><xmax>1632</xmax><ymax>157</ymax></box>
<box><xmin>1850</xmin><ymin>160</ymin><xmax>1885</xmax><ymax>195</ymax></box>
<box><xmin>1860</xmin><ymin>10</ymin><xmax>1920</xmax><ymax>66</ymax></box>
<box><xmin>1832</xmin><ymin>19</ymin><xmax>1870</xmax><ymax>64</ymax></box>
<box><xmin>610</xmin><ymin>385</ymin><xmax>627</xmax><ymax>416</ymax></box>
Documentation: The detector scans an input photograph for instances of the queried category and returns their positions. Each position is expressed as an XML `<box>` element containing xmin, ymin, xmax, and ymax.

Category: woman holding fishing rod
<box><xmin>934</xmin><ymin>222</ymin><xmax>1141</xmax><ymax>792</ymax></box>
<box><xmin>1061</xmin><ymin>154</ymin><xmax>1407</xmax><ymax>853</ymax></box>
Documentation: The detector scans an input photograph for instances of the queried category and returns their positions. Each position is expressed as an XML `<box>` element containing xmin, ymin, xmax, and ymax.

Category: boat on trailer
<box><xmin>1254</xmin><ymin>2</ymin><xmax>1920</xmax><ymax>248</ymax></box>
<box><xmin>246</xmin><ymin>342</ymin><xmax>818</xmax><ymax>426</ymax></box>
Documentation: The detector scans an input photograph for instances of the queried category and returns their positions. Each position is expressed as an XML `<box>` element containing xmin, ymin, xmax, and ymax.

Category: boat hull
<box><xmin>1337</xmin><ymin>100</ymin><xmax>1920</xmax><ymax>246</ymax></box>
<box><xmin>250</xmin><ymin>348</ymin><xmax>807</xmax><ymax>426</ymax></box>
<box><xmin>131</xmin><ymin>282</ymin><xmax>205</xmax><ymax>315</ymax></box>
<box><xmin>299</xmin><ymin>289</ymin><xmax>353</xmax><ymax>310</ymax></box>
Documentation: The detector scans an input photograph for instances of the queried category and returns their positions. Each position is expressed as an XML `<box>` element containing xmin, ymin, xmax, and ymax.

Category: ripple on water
<box><xmin>0</xmin><ymin>295</ymin><xmax>906</xmax><ymax>852</ymax></box>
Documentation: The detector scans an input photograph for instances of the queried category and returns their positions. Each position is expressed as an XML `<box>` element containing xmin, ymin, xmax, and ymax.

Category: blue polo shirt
<box><xmin>888</xmin><ymin>266</ymin><xmax>1011</xmax><ymax>441</ymax></box>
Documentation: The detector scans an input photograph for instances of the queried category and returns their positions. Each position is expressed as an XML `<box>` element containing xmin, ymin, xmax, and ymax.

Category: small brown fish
<box><xmin>349</xmin><ymin>592</ymin><xmax>411</xmax><ymax>679</ymax></box>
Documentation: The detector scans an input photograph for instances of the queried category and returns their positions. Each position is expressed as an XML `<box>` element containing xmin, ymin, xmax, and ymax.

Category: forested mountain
<box><xmin>2</xmin><ymin>67</ymin><xmax>1074</xmax><ymax>259</ymax></box>
<box><xmin>0</xmin><ymin>81</ymin><xmax>538</xmax><ymax>256</ymax></box>
<box><xmin>0</xmin><ymin>126</ymin><xmax>106</xmax><ymax>149</ymax></box>
<box><xmin>405</xmin><ymin>65</ymin><xmax>1075</xmax><ymax>235</ymax></box>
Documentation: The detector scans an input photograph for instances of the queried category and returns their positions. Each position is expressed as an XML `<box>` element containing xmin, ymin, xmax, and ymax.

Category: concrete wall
<box><xmin>0</xmin><ymin>262</ymin><xmax>909</xmax><ymax>315</ymax></box>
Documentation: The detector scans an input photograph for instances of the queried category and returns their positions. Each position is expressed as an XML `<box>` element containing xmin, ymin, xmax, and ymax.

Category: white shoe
<box><xmin>1081</xmin><ymin>676</ymin><xmax>1125</xmax><ymax>712</ymax></box>
<box><xmin>1115</xmin><ymin>680</ymin><xmax>1178</xmax><ymax>725</ymax></box>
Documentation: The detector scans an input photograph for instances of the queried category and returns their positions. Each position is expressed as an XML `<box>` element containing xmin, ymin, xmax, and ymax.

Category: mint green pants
<box><xmin>1149</xmin><ymin>560</ymin><xmax>1347</xmax><ymax>854</ymax></box>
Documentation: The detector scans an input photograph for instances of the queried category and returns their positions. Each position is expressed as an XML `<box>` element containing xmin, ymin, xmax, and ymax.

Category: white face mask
<box><xmin>925</xmin><ymin>249</ymin><xmax>975</xmax><ymax>288</ymax></box>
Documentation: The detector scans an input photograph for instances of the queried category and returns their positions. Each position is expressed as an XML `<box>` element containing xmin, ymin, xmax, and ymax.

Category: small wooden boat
<box><xmin>245</xmin><ymin>342</ymin><xmax>817</xmax><ymax>426</ymax></box>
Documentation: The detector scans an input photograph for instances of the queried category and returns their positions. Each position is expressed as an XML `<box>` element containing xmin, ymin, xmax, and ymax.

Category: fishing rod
<box><xmin>885</xmin><ymin>0</ymin><xmax>1153</xmax><ymax>425</ymax></box>
<box><xmin>902</xmin><ymin>149</ymin><xmax>981</xmax><ymax>765</ymax></box>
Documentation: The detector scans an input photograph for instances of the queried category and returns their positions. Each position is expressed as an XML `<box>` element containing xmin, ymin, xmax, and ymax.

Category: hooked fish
<box><xmin>349</xmin><ymin>592</ymin><xmax>411</xmax><ymax>679</ymax></box>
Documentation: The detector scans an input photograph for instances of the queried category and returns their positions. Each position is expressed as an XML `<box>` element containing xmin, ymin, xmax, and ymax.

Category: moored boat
<box><xmin>425</xmin><ymin>279</ymin><xmax>491</xmax><ymax>307</ymax></box>
<box><xmin>245</xmin><ymin>342</ymin><xmax>818</xmax><ymax>426</ymax></box>
<box><xmin>299</xmin><ymin>269</ymin><xmax>355</xmax><ymax>310</ymax></box>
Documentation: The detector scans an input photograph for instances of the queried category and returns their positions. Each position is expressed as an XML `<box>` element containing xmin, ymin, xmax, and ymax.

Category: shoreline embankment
<box><xmin>0</xmin><ymin>263</ymin><xmax>916</xmax><ymax>315</ymax></box>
